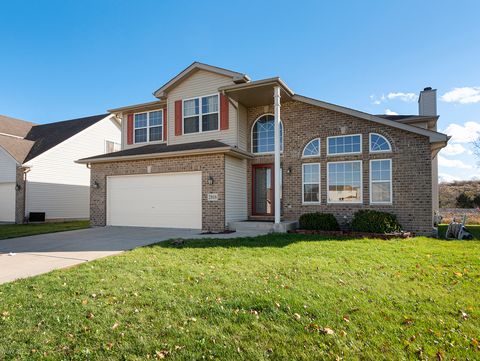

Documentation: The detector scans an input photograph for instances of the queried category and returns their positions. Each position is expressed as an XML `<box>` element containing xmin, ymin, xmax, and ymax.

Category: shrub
<box><xmin>299</xmin><ymin>212</ymin><xmax>340</xmax><ymax>231</ymax></box>
<box><xmin>456</xmin><ymin>192</ymin><xmax>474</xmax><ymax>208</ymax></box>
<box><xmin>351</xmin><ymin>210</ymin><xmax>402</xmax><ymax>234</ymax></box>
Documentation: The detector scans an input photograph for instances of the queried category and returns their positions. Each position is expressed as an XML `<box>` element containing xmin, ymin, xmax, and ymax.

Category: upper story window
<box><xmin>134</xmin><ymin>110</ymin><xmax>163</xmax><ymax>143</ymax></box>
<box><xmin>303</xmin><ymin>138</ymin><xmax>320</xmax><ymax>157</ymax></box>
<box><xmin>183</xmin><ymin>94</ymin><xmax>219</xmax><ymax>134</ymax></box>
<box><xmin>252</xmin><ymin>114</ymin><xmax>283</xmax><ymax>154</ymax></box>
<box><xmin>369</xmin><ymin>133</ymin><xmax>392</xmax><ymax>153</ymax></box>
<box><xmin>327</xmin><ymin>134</ymin><xmax>362</xmax><ymax>156</ymax></box>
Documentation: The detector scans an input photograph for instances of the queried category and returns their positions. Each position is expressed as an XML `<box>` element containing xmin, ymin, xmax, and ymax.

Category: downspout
<box><xmin>21</xmin><ymin>166</ymin><xmax>31</xmax><ymax>223</ymax></box>
<box><xmin>273</xmin><ymin>86</ymin><xmax>281</xmax><ymax>227</ymax></box>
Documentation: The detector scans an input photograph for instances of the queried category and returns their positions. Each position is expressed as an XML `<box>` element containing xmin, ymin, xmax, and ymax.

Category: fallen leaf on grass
<box><xmin>112</xmin><ymin>322</ymin><xmax>119</xmax><ymax>330</ymax></box>
<box><xmin>293</xmin><ymin>313</ymin><xmax>301</xmax><ymax>320</ymax></box>
<box><xmin>320</xmin><ymin>327</ymin><xmax>335</xmax><ymax>335</ymax></box>
<box><xmin>155</xmin><ymin>350</ymin><xmax>169</xmax><ymax>359</ymax></box>
<box><xmin>453</xmin><ymin>272</ymin><xmax>463</xmax><ymax>278</ymax></box>
<box><xmin>86</xmin><ymin>312</ymin><xmax>94</xmax><ymax>319</ymax></box>
<box><xmin>342</xmin><ymin>315</ymin><xmax>350</xmax><ymax>323</ymax></box>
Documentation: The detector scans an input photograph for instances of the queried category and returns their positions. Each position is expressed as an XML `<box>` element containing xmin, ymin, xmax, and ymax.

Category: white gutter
<box><xmin>274</xmin><ymin>86</ymin><xmax>281</xmax><ymax>226</ymax></box>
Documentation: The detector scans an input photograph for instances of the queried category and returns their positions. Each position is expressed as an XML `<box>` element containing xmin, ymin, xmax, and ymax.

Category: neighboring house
<box><xmin>0</xmin><ymin>114</ymin><xmax>121</xmax><ymax>223</ymax></box>
<box><xmin>78</xmin><ymin>62</ymin><xmax>448</xmax><ymax>234</ymax></box>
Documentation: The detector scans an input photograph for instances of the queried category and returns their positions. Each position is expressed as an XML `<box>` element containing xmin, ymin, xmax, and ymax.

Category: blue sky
<box><xmin>1</xmin><ymin>0</ymin><xmax>479</xmax><ymax>181</ymax></box>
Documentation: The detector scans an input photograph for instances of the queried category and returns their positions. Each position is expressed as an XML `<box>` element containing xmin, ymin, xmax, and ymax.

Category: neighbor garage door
<box><xmin>107</xmin><ymin>172</ymin><xmax>202</xmax><ymax>229</ymax></box>
<box><xmin>0</xmin><ymin>183</ymin><xmax>15</xmax><ymax>222</ymax></box>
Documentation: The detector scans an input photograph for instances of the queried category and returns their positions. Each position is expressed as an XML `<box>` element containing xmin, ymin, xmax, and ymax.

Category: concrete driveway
<box><xmin>0</xmin><ymin>227</ymin><xmax>266</xmax><ymax>284</ymax></box>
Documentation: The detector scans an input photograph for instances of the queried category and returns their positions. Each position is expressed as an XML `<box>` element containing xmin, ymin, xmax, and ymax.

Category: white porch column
<box><xmin>274</xmin><ymin>86</ymin><xmax>281</xmax><ymax>225</ymax></box>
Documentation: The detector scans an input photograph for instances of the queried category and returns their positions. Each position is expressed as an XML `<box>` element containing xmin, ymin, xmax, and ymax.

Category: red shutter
<box><xmin>127</xmin><ymin>114</ymin><xmax>134</xmax><ymax>144</ymax></box>
<box><xmin>175</xmin><ymin>100</ymin><xmax>182</xmax><ymax>136</ymax></box>
<box><xmin>220</xmin><ymin>94</ymin><xmax>229</xmax><ymax>130</ymax></box>
<box><xmin>163</xmin><ymin>107</ymin><xmax>167</xmax><ymax>141</ymax></box>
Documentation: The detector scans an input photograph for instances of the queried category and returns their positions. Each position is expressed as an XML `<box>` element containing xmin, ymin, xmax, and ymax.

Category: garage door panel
<box><xmin>0</xmin><ymin>183</ymin><xmax>15</xmax><ymax>222</ymax></box>
<box><xmin>107</xmin><ymin>172</ymin><xmax>202</xmax><ymax>229</ymax></box>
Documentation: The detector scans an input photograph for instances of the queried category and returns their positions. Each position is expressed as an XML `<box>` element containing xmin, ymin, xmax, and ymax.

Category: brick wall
<box><xmin>15</xmin><ymin>166</ymin><xmax>25</xmax><ymax>224</ymax></box>
<box><xmin>90</xmin><ymin>154</ymin><xmax>225</xmax><ymax>232</ymax></box>
<box><xmin>246</xmin><ymin>100</ymin><xmax>433</xmax><ymax>235</ymax></box>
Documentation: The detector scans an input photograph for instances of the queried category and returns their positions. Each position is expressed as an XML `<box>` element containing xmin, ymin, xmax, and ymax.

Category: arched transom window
<box><xmin>302</xmin><ymin>138</ymin><xmax>320</xmax><ymax>157</ymax></box>
<box><xmin>369</xmin><ymin>133</ymin><xmax>392</xmax><ymax>153</ymax></box>
<box><xmin>252</xmin><ymin>114</ymin><xmax>283</xmax><ymax>154</ymax></box>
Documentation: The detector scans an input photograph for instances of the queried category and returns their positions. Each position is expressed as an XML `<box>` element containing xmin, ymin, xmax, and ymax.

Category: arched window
<box><xmin>251</xmin><ymin>114</ymin><xmax>283</xmax><ymax>154</ymax></box>
<box><xmin>302</xmin><ymin>138</ymin><xmax>320</xmax><ymax>157</ymax></box>
<box><xmin>369</xmin><ymin>133</ymin><xmax>392</xmax><ymax>153</ymax></box>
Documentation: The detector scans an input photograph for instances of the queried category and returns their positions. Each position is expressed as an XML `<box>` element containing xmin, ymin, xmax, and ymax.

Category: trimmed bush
<box><xmin>299</xmin><ymin>212</ymin><xmax>340</xmax><ymax>231</ymax></box>
<box><xmin>351</xmin><ymin>210</ymin><xmax>402</xmax><ymax>234</ymax></box>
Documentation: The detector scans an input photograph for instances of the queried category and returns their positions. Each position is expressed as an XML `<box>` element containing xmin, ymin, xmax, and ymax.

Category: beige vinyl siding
<box><xmin>237</xmin><ymin>103</ymin><xmax>248</xmax><ymax>151</ymax></box>
<box><xmin>25</xmin><ymin>117</ymin><xmax>121</xmax><ymax>220</ymax></box>
<box><xmin>0</xmin><ymin>147</ymin><xmax>17</xmax><ymax>182</ymax></box>
<box><xmin>167</xmin><ymin>70</ymin><xmax>239</xmax><ymax>147</ymax></box>
<box><xmin>225</xmin><ymin>155</ymin><xmax>247</xmax><ymax>225</ymax></box>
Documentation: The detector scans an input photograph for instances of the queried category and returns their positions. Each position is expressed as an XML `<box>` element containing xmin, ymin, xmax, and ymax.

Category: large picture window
<box><xmin>370</xmin><ymin>159</ymin><xmax>392</xmax><ymax>204</ymax></box>
<box><xmin>327</xmin><ymin>134</ymin><xmax>362</xmax><ymax>155</ymax></box>
<box><xmin>183</xmin><ymin>94</ymin><xmax>219</xmax><ymax>134</ymax></box>
<box><xmin>327</xmin><ymin>161</ymin><xmax>362</xmax><ymax>203</ymax></box>
<box><xmin>302</xmin><ymin>163</ymin><xmax>321</xmax><ymax>203</ymax></box>
<box><xmin>251</xmin><ymin>114</ymin><xmax>283</xmax><ymax>154</ymax></box>
<box><xmin>134</xmin><ymin>110</ymin><xmax>163</xmax><ymax>143</ymax></box>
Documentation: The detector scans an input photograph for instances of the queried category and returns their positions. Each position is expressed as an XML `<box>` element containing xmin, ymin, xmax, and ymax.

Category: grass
<box><xmin>0</xmin><ymin>221</ymin><xmax>90</xmax><ymax>240</ymax></box>
<box><xmin>438</xmin><ymin>224</ymin><xmax>480</xmax><ymax>239</ymax></box>
<box><xmin>0</xmin><ymin>234</ymin><xmax>479</xmax><ymax>360</ymax></box>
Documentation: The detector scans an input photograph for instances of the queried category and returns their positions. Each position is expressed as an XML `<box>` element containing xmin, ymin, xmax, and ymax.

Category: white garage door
<box><xmin>0</xmin><ymin>183</ymin><xmax>15</xmax><ymax>222</ymax></box>
<box><xmin>107</xmin><ymin>172</ymin><xmax>202</xmax><ymax>229</ymax></box>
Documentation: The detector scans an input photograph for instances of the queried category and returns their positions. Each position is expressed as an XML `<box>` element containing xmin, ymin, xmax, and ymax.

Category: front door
<box><xmin>252</xmin><ymin>164</ymin><xmax>274</xmax><ymax>216</ymax></box>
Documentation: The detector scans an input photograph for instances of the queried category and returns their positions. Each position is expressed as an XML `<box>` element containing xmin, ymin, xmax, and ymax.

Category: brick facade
<box><xmin>246</xmin><ymin>100</ymin><xmax>433</xmax><ymax>235</ymax></box>
<box><xmin>15</xmin><ymin>166</ymin><xmax>26</xmax><ymax>224</ymax></box>
<box><xmin>90</xmin><ymin>154</ymin><xmax>225</xmax><ymax>232</ymax></box>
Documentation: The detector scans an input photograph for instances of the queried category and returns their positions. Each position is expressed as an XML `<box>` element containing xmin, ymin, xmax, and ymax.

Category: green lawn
<box><xmin>0</xmin><ymin>235</ymin><xmax>479</xmax><ymax>360</ymax></box>
<box><xmin>0</xmin><ymin>221</ymin><xmax>90</xmax><ymax>240</ymax></box>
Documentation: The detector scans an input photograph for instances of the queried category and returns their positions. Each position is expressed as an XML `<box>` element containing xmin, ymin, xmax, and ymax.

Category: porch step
<box><xmin>228</xmin><ymin>220</ymin><xmax>298</xmax><ymax>233</ymax></box>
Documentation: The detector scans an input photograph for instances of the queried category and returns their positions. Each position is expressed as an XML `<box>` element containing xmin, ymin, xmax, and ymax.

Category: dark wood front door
<box><xmin>252</xmin><ymin>164</ymin><xmax>274</xmax><ymax>216</ymax></box>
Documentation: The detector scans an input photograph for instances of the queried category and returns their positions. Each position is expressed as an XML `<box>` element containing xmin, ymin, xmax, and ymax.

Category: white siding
<box><xmin>167</xmin><ymin>70</ymin><xmax>238</xmax><ymax>147</ymax></box>
<box><xmin>0</xmin><ymin>147</ymin><xmax>17</xmax><ymax>182</ymax></box>
<box><xmin>225</xmin><ymin>155</ymin><xmax>248</xmax><ymax>224</ymax></box>
<box><xmin>25</xmin><ymin>117</ymin><xmax>121</xmax><ymax>220</ymax></box>
<box><xmin>0</xmin><ymin>183</ymin><xmax>15</xmax><ymax>222</ymax></box>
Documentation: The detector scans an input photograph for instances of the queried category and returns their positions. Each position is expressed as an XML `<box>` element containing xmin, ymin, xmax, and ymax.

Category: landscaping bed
<box><xmin>288</xmin><ymin>229</ymin><xmax>412</xmax><ymax>239</ymax></box>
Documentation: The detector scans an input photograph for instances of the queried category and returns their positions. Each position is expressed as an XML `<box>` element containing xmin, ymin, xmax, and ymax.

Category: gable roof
<box><xmin>153</xmin><ymin>62</ymin><xmax>250</xmax><ymax>99</ymax></box>
<box><xmin>23</xmin><ymin>114</ymin><xmax>110</xmax><ymax>162</ymax></box>
<box><xmin>0</xmin><ymin>114</ymin><xmax>36</xmax><ymax>138</ymax></box>
<box><xmin>0</xmin><ymin>134</ymin><xmax>34</xmax><ymax>163</ymax></box>
<box><xmin>292</xmin><ymin>94</ymin><xmax>447</xmax><ymax>143</ymax></box>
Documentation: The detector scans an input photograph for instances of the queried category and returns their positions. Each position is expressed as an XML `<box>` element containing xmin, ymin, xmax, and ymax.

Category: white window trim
<box><xmin>250</xmin><ymin>113</ymin><xmax>284</xmax><ymax>155</ymax></box>
<box><xmin>326</xmin><ymin>160</ymin><xmax>363</xmax><ymax>204</ymax></box>
<box><xmin>104</xmin><ymin>139</ymin><xmax>121</xmax><ymax>154</ymax></box>
<box><xmin>302</xmin><ymin>163</ymin><xmax>321</xmax><ymax>204</ymax></box>
<box><xmin>326</xmin><ymin>134</ymin><xmax>363</xmax><ymax>156</ymax></box>
<box><xmin>369</xmin><ymin>133</ymin><xmax>392</xmax><ymax>153</ymax></box>
<box><xmin>302</xmin><ymin>138</ymin><xmax>321</xmax><ymax>158</ymax></box>
<box><xmin>369</xmin><ymin>159</ymin><xmax>393</xmax><ymax>205</ymax></box>
<box><xmin>182</xmin><ymin>93</ymin><xmax>220</xmax><ymax>135</ymax></box>
<box><xmin>133</xmin><ymin>109</ymin><xmax>164</xmax><ymax>144</ymax></box>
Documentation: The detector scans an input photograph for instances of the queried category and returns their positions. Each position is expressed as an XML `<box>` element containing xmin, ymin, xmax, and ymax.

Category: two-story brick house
<box><xmin>78</xmin><ymin>62</ymin><xmax>448</xmax><ymax>235</ymax></box>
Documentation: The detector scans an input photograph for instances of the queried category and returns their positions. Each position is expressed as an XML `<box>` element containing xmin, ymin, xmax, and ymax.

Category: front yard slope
<box><xmin>0</xmin><ymin>235</ymin><xmax>479</xmax><ymax>360</ymax></box>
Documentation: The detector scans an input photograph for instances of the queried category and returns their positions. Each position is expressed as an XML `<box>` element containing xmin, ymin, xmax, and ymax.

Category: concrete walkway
<box><xmin>0</xmin><ymin>227</ymin><xmax>267</xmax><ymax>284</ymax></box>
